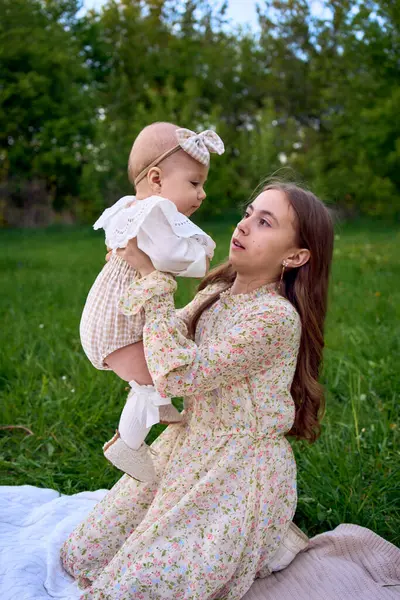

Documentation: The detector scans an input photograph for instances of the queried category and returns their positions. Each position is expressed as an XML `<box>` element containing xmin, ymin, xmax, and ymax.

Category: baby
<box><xmin>80</xmin><ymin>122</ymin><xmax>224</xmax><ymax>483</ymax></box>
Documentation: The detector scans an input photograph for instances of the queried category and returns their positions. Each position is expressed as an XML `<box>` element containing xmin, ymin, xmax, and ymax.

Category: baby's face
<box><xmin>160</xmin><ymin>155</ymin><xmax>209</xmax><ymax>217</ymax></box>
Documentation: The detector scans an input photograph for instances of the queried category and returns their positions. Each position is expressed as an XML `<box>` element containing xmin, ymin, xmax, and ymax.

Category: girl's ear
<box><xmin>286</xmin><ymin>248</ymin><xmax>310</xmax><ymax>269</ymax></box>
<box><xmin>147</xmin><ymin>167</ymin><xmax>162</xmax><ymax>193</ymax></box>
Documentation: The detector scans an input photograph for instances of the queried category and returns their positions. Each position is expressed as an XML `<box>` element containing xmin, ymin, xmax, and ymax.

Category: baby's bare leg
<box><xmin>104</xmin><ymin>341</ymin><xmax>153</xmax><ymax>385</ymax></box>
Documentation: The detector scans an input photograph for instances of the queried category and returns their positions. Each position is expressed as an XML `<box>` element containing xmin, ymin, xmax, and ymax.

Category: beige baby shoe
<box><xmin>257</xmin><ymin>521</ymin><xmax>309</xmax><ymax>577</ymax></box>
<box><xmin>158</xmin><ymin>403</ymin><xmax>183</xmax><ymax>424</ymax></box>
<box><xmin>103</xmin><ymin>431</ymin><xmax>157</xmax><ymax>482</ymax></box>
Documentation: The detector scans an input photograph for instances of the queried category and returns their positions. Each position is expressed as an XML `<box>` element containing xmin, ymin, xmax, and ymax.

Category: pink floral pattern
<box><xmin>61</xmin><ymin>271</ymin><xmax>302</xmax><ymax>599</ymax></box>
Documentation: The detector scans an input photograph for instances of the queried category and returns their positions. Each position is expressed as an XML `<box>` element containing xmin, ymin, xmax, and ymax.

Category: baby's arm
<box><xmin>105</xmin><ymin>341</ymin><xmax>153</xmax><ymax>385</ymax></box>
<box><xmin>136</xmin><ymin>203</ymin><xmax>214</xmax><ymax>278</ymax></box>
<box><xmin>138</xmin><ymin>233</ymin><xmax>209</xmax><ymax>278</ymax></box>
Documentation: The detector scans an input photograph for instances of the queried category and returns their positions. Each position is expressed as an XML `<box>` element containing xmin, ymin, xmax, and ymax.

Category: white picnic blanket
<box><xmin>0</xmin><ymin>485</ymin><xmax>104</xmax><ymax>599</ymax></box>
<box><xmin>1</xmin><ymin>485</ymin><xmax>399</xmax><ymax>600</ymax></box>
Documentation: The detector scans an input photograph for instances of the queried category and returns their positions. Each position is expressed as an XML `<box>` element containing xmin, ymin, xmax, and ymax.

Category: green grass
<box><xmin>0</xmin><ymin>220</ymin><xmax>399</xmax><ymax>544</ymax></box>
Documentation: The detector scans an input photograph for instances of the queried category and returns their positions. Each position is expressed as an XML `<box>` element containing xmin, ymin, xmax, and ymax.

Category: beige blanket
<box><xmin>244</xmin><ymin>524</ymin><xmax>400</xmax><ymax>600</ymax></box>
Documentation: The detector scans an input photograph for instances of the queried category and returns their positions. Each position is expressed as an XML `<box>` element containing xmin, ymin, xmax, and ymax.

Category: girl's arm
<box><xmin>119</xmin><ymin>271</ymin><xmax>300</xmax><ymax>398</ymax></box>
<box><xmin>105</xmin><ymin>287</ymin><xmax>214</xmax><ymax>384</ymax></box>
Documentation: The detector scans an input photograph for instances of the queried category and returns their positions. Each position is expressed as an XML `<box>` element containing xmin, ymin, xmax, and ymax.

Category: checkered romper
<box><xmin>81</xmin><ymin>194</ymin><xmax>216</xmax><ymax>370</ymax></box>
<box><xmin>80</xmin><ymin>253</ymin><xmax>144</xmax><ymax>370</ymax></box>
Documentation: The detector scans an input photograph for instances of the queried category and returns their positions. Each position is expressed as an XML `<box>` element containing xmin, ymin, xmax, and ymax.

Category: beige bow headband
<box><xmin>134</xmin><ymin>128</ymin><xmax>225</xmax><ymax>187</ymax></box>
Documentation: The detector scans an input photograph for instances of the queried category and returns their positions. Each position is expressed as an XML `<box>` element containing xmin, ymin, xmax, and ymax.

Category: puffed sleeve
<box><xmin>138</xmin><ymin>231</ymin><xmax>208</xmax><ymax>278</ymax></box>
<box><xmin>119</xmin><ymin>271</ymin><xmax>300</xmax><ymax>398</ymax></box>
<box><xmin>136</xmin><ymin>202</ymin><xmax>215</xmax><ymax>278</ymax></box>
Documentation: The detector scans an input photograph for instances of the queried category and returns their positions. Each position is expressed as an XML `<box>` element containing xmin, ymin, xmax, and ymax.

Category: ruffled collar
<box><xmin>219</xmin><ymin>281</ymin><xmax>279</xmax><ymax>304</ymax></box>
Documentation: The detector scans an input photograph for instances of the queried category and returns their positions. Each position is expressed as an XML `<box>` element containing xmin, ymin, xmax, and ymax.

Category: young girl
<box><xmin>62</xmin><ymin>180</ymin><xmax>333</xmax><ymax>598</ymax></box>
<box><xmin>80</xmin><ymin>122</ymin><xmax>224</xmax><ymax>482</ymax></box>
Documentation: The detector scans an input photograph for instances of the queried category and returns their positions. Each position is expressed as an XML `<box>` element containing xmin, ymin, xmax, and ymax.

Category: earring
<box><xmin>280</xmin><ymin>261</ymin><xmax>287</xmax><ymax>289</ymax></box>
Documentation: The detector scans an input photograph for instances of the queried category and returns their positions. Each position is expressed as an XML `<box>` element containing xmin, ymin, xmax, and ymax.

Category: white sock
<box><xmin>118</xmin><ymin>388</ymin><xmax>152</xmax><ymax>450</ymax></box>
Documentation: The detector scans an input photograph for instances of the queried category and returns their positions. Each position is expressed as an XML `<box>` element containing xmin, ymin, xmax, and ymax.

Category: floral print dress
<box><xmin>61</xmin><ymin>271</ymin><xmax>302</xmax><ymax>600</ymax></box>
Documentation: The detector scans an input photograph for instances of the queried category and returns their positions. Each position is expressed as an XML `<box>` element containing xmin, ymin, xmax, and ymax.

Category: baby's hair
<box><xmin>128</xmin><ymin>122</ymin><xmax>180</xmax><ymax>187</ymax></box>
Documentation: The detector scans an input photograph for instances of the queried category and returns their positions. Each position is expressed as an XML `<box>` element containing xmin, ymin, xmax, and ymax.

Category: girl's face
<box><xmin>229</xmin><ymin>189</ymin><xmax>300</xmax><ymax>278</ymax></box>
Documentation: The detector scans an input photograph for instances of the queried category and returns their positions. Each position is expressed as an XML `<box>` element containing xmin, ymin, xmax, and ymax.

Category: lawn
<box><xmin>0</xmin><ymin>219</ymin><xmax>399</xmax><ymax>544</ymax></box>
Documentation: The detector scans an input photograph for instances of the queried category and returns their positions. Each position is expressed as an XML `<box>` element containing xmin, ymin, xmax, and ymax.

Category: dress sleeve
<box><xmin>119</xmin><ymin>271</ymin><xmax>300</xmax><ymax>398</ymax></box>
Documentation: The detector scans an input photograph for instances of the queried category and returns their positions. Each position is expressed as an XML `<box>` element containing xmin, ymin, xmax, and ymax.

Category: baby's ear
<box><xmin>147</xmin><ymin>167</ymin><xmax>162</xmax><ymax>192</ymax></box>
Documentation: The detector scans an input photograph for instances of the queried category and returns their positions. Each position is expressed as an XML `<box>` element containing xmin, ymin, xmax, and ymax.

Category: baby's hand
<box><xmin>105</xmin><ymin>247</ymin><xmax>112</xmax><ymax>262</ymax></box>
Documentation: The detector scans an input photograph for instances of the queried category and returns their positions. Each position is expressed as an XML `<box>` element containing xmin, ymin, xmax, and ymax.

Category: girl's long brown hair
<box><xmin>187</xmin><ymin>181</ymin><xmax>334</xmax><ymax>443</ymax></box>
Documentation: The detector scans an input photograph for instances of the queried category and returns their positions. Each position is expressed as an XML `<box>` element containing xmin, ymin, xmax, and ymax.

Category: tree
<box><xmin>0</xmin><ymin>0</ymin><xmax>95</xmax><ymax>223</ymax></box>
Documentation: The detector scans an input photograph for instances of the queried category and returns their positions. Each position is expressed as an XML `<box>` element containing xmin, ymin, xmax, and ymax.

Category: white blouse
<box><xmin>93</xmin><ymin>195</ymin><xmax>216</xmax><ymax>278</ymax></box>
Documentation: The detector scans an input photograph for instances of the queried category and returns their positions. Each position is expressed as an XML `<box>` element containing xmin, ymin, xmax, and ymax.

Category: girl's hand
<box><xmin>116</xmin><ymin>238</ymin><xmax>156</xmax><ymax>277</ymax></box>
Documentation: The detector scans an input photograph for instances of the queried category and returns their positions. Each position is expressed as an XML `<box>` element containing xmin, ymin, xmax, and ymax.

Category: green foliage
<box><xmin>0</xmin><ymin>221</ymin><xmax>399</xmax><ymax>542</ymax></box>
<box><xmin>0</xmin><ymin>0</ymin><xmax>95</xmax><ymax>223</ymax></box>
<box><xmin>1</xmin><ymin>0</ymin><xmax>400</xmax><ymax>223</ymax></box>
